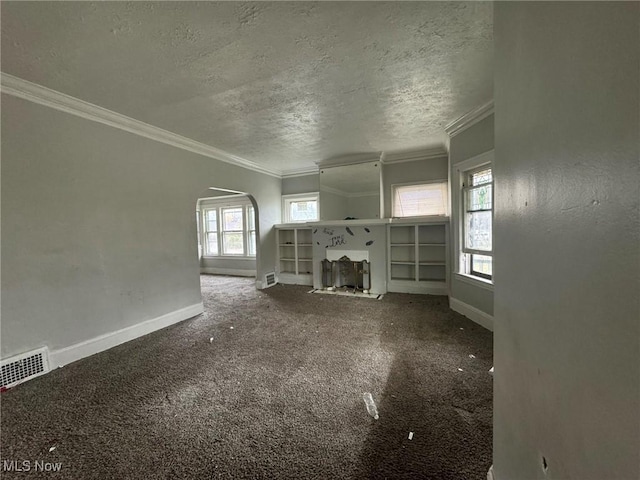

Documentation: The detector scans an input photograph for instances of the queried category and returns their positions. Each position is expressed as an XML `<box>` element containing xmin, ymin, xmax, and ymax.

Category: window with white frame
<box><xmin>247</xmin><ymin>205</ymin><xmax>256</xmax><ymax>256</ymax></box>
<box><xmin>392</xmin><ymin>181</ymin><xmax>448</xmax><ymax>217</ymax></box>
<box><xmin>203</xmin><ymin>208</ymin><xmax>219</xmax><ymax>256</ymax></box>
<box><xmin>221</xmin><ymin>207</ymin><xmax>244</xmax><ymax>255</ymax></box>
<box><xmin>199</xmin><ymin>200</ymin><xmax>256</xmax><ymax>257</ymax></box>
<box><xmin>282</xmin><ymin>193</ymin><xmax>319</xmax><ymax>223</ymax></box>
<box><xmin>460</xmin><ymin>164</ymin><xmax>493</xmax><ymax>280</ymax></box>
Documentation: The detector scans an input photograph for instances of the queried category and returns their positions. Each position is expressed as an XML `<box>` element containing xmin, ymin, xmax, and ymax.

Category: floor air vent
<box><xmin>265</xmin><ymin>272</ymin><xmax>277</xmax><ymax>287</ymax></box>
<box><xmin>1</xmin><ymin>347</ymin><xmax>49</xmax><ymax>389</ymax></box>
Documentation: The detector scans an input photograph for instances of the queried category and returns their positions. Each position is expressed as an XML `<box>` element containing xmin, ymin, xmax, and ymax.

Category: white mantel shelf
<box><xmin>276</xmin><ymin>216</ymin><xmax>449</xmax><ymax>229</ymax></box>
<box><xmin>307</xmin><ymin>218</ymin><xmax>388</xmax><ymax>226</ymax></box>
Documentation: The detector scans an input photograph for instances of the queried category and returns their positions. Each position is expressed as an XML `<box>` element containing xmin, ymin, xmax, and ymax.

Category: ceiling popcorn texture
<box><xmin>1</xmin><ymin>2</ymin><xmax>493</xmax><ymax>174</ymax></box>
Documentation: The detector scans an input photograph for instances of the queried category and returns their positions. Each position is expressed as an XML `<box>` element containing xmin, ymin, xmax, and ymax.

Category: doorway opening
<box><xmin>195</xmin><ymin>187</ymin><xmax>260</xmax><ymax>289</ymax></box>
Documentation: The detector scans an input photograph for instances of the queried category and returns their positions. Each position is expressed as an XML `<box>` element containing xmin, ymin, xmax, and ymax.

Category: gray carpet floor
<box><xmin>1</xmin><ymin>275</ymin><xmax>493</xmax><ymax>479</ymax></box>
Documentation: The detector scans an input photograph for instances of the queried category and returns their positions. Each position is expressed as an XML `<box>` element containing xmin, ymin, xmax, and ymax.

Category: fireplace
<box><xmin>321</xmin><ymin>252</ymin><xmax>371</xmax><ymax>293</ymax></box>
<box><xmin>311</xmin><ymin>222</ymin><xmax>386</xmax><ymax>295</ymax></box>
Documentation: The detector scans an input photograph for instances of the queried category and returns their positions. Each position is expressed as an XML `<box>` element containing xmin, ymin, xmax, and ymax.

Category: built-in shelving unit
<box><xmin>387</xmin><ymin>221</ymin><xmax>449</xmax><ymax>295</ymax></box>
<box><xmin>275</xmin><ymin>226</ymin><xmax>313</xmax><ymax>285</ymax></box>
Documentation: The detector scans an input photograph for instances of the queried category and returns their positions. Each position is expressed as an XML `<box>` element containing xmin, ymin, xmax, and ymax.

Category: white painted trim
<box><xmin>387</xmin><ymin>280</ymin><xmax>448</xmax><ymax>296</ymax></box>
<box><xmin>487</xmin><ymin>465</ymin><xmax>496</xmax><ymax>480</ymax></box>
<box><xmin>454</xmin><ymin>273</ymin><xmax>494</xmax><ymax>291</ymax></box>
<box><xmin>306</xmin><ymin>218</ymin><xmax>388</xmax><ymax>227</ymax></box>
<box><xmin>281</xmin><ymin>167</ymin><xmax>319</xmax><ymax>178</ymax></box>
<box><xmin>277</xmin><ymin>272</ymin><xmax>313</xmax><ymax>286</ymax></box>
<box><xmin>49</xmin><ymin>303</ymin><xmax>204</xmax><ymax>368</ymax></box>
<box><xmin>0</xmin><ymin>73</ymin><xmax>280</xmax><ymax>178</ymax></box>
<box><xmin>382</xmin><ymin>147</ymin><xmax>448</xmax><ymax>164</ymax></box>
<box><xmin>449</xmin><ymin>297</ymin><xmax>493</xmax><ymax>331</ymax></box>
<box><xmin>444</xmin><ymin>100</ymin><xmax>494</xmax><ymax>138</ymax></box>
<box><xmin>452</xmin><ymin>150</ymin><xmax>494</xmax><ymax>278</ymax></box>
<box><xmin>199</xmin><ymin>195</ymin><xmax>252</xmax><ymax>207</ymax></box>
<box><xmin>201</xmin><ymin>193</ymin><xmax>246</xmax><ymax>201</ymax></box>
<box><xmin>282</xmin><ymin>192</ymin><xmax>320</xmax><ymax>223</ymax></box>
<box><xmin>317</xmin><ymin>152</ymin><xmax>383</xmax><ymax>168</ymax></box>
<box><xmin>200</xmin><ymin>267</ymin><xmax>256</xmax><ymax>277</ymax></box>
<box><xmin>453</xmin><ymin>149</ymin><xmax>494</xmax><ymax>171</ymax></box>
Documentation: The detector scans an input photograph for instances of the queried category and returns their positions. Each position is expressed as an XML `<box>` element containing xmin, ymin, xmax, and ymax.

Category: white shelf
<box><xmin>276</xmin><ymin>226</ymin><xmax>314</xmax><ymax>286</ymax></box>
<box><xmin>387</xmin><ymin>222</ymin><xmax>449</xmax><ymax>295</ymax></box>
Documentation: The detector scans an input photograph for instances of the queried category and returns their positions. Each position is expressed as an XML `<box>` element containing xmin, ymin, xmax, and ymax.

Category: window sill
<box><xmin>202</xmin><ymin>255</ymin><xmax>256</xmax><ymax>261</ymax></box>
<box><xmin>454</xmin><ymin>273</ymin><xmax>494</xmax><ymax>291</ymax></box>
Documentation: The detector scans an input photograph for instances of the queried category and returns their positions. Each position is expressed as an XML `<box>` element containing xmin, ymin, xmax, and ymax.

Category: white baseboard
<box><xmin>49</xmin><ymin>302</ymin><xmax>204</xmax><ymax>368</ymax></box>
<box><xmin>487</xmin><ymin>465</ymin><xmax>495</xmax><ymax>480</ymax></box>
<box><xmin>200</xmin><ymin>267</ymin><xmax>256</xmax><ymax>277</ymax></box>
<box><xmin>277</xmin><ymin>272</ymin><xmax>313</xmax><ymax>286</ymax></box>
<box><xmin>449</xmin><ymin>297</ymin><xmax>494</xmax><ymax>331</ymax></box>
<box><xmin>387</xmin><ymin>280</ymin><xmax>448</xmax><ymax>296</ymax></box>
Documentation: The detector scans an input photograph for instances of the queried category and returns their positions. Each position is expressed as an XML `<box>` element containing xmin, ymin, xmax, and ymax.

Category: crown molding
<box><xmin>317</xmin><ymin>151</ymin><xmax>383</xmax><ymax>169</ymax></box>
<box><xmin>281</xmin><ymin>166</ymin><xmax>319</xmax><ymax>178</ymax></box>
<box><xmin>444</xmin><ymin>100</ymin><xmax>494</xmax><ymax>138</ymax></box>
<box><xmin>0</xmin><ymin>72</ymin><xmax>281</xmax><ymax>178</ymax></box>
<box><xmin>382</xmin><ymin>146</ymin><xmax>448</xmax><ymax>164</ymax></box>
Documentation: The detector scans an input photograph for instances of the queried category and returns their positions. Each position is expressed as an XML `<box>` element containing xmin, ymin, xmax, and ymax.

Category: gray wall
<box><xmin>449</xmin><ymin>114</ymin><xmax>494</xmax><ymax>316</ymax></box>
<box><xmin>281</xmin><ymin>174</ymin><xmax>319</xmax><ymax>196</ymax></box>
<box><xmin>347</xmin><ymin>194</ymin><xmax>380</xmax><ymax>219</ymax></box>
<box><xmin>1</xmin><ymin>95</ymin><xmax>281</xmax><ymax>359</ymax></box>
<box><xmin>319</xmin><ymin>189</ymin><xmax>348</xmax><ymax>221</ymax></box>
<box><xmin>382</xmin><ymin>156</ymin><xmax>448</xmax><ymax>218</ymax></box>
<box><xmin>494</xmin><ymin>3</ymin><xmax>639</xmax><ymax>479</ymax></box>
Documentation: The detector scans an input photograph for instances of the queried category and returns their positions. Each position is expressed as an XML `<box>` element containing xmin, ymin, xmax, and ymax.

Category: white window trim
<box><xmin>453</xmin><ymin>150</ymin><xmax>494</xmax><ymax>285</ymax></box>
<box><xmin>246</xmin><ymin>204</ymin><xmax>256</xmax><ymax>256</ymax></box>
<box><xmin>391</xmin><ymin>179</ymin><xmax>449</xmax><ymax>218</ymax></box>
<box><xmin>221</xmin><ymin>206</ymin><xmax>245</xmax><ymax>256</ymax></box>
<box><xmin>198</xmin><ymin>196</ymin><xmax>256</xmax><ymax>259</ymax></box>
<box><xmin>282</xmin><ymin>192</ymin><xmax>320</xmax><ymax>224</ymax></box>
<box><xmin>202</xmin><ymin>207</ymin><xmax>220</xmax><ymax>257</ymax></box>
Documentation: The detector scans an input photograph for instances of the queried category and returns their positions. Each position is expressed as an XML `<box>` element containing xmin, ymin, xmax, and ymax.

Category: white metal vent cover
<box><xmin>1</xmin><ymin>347</ymin><xmax>50</xmax><ymax>389</ymax></box>
<box><xmin>265</xmin><ymin>272</ymin><xmax>277</xmax><ymax>287</ymax></box>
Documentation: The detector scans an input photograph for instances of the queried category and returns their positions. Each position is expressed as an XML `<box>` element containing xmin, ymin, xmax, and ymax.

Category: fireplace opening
<box><xmin>321</xmin><ymin>256</ymin><xmax>370</xmax><ymax>293</ymax></box>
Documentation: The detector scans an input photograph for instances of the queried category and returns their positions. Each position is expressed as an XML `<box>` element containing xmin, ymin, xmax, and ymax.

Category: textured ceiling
<box><xmin>1</xmin><ymin>2</ymin><xmax>493</xmax><ymax>174</ymax></box>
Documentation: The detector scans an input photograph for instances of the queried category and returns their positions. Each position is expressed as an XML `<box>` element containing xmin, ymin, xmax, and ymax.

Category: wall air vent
<box><xmin>265</xmin><ymin>272</ymin><xmax>277</xmax><ymax>287</ymax></box>
<box><xmin>1</xmin><ymin>347</ymin><xmax>50</xmax><ymax>389</ymax></box>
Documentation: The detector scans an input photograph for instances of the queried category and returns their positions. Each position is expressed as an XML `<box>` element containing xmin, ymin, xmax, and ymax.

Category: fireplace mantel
<box><xmin>307</xmin><ymin>218</ymin><xmax>389</xmax><ymax>227</ymax></box>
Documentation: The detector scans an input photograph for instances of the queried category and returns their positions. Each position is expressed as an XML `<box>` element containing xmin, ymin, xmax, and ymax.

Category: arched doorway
<box><xmin>195</xmin><ymin>187</ymin><xmax>260</xmax><ymax>285</ymax></box>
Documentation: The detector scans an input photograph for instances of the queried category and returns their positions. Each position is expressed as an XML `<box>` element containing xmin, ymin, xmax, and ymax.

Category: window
<box><xmin>196</xmin><ymin>210</ymin><xmax>202</xmax><ymax>257</ymax></box>
<box><xmin>247</xmin><ymin>205</ymin><xmax>256</xmax><ymax>256</ymax></box>
<box><xmin>392</xmin><ymin>182</ymin><xmax>448</xmax><ymax>217</ymax></box>
<box><xmin>198</xmin><ymin>198</ymin><xmax>256</xmax><ymax>258</ymax></box>
<box><xmin>282</xmin><ymin>193</ymin><xmax>319</xmax><ymax>223</ymax></box>
<box><xmin>204</xmin><ymin>208</ymin><xmax>219</xmax><ymax>256</ymax></box>
<box><xmin>221</xmin><ymin>207</ymin><xmax>244</xmax><ymax>255</ymax></box>
<box><xmin>460</xmin><ymin>163</ymin><xmax>493</xmax><ymax>281</ymax></box>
